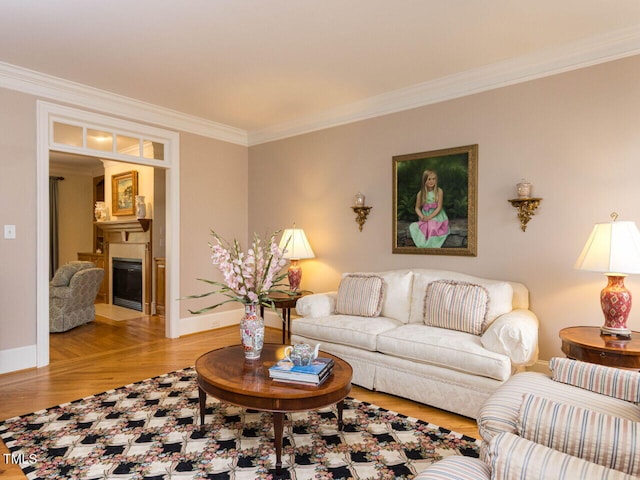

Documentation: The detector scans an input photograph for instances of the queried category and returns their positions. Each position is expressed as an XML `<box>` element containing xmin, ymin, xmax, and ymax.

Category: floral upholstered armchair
<box><xmin>50</xmin><ymin>261</ymin><xmax>104</xmax><ymax>333</ymax></box>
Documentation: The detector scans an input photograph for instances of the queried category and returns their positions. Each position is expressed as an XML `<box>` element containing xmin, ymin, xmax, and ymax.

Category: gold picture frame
<box><xmin>111</xmin><ymin>170</ymin><xmax>138</xmax><ymax>216</ymax></box>
<box><xmin>393</xmin><ymin>145</ymin><xmax>477</xmax><ymax>256</ymax></box>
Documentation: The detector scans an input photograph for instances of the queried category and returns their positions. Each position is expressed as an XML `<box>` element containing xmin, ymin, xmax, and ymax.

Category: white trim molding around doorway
<box><xmin>35</xmin><ymin>101</ymin><xmax>181</xmax><ymax>369</ymax></box>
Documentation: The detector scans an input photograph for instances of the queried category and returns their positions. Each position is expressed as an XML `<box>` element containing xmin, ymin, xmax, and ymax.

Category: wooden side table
<box><xmin>261</xmin><ymin>292</ymin><xmax>308</xmax><ymax>344</ymax></box>
<box><xmin>559</xmin><ymin>326</ymin><xmax>640</xmax><ymax>369</ymax></box>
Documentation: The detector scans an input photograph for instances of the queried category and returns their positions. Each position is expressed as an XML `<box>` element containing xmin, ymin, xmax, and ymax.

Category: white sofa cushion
<box><xmin>344</xmin><ymin>270</ymin><xmax>414</xmax><ymax>323</ymax></box>
<box><xmin>409</xmin><ymin>270</ymin><xmax>514</xmax><ymax>325</ymax></box>
<box><xmin>480</xmin><ymin>309</ymin><xmax>539</xmax><ymax>366</ymax></box>
<box><xmin>518</xmin><ymin>394</ymin><xmax>640</xmax><ymax>476</ymax></box>
<box><xmin>376</xmin><ymin>324</ymin><xmax>512</xmax><ymax>381</ymax></box>
<box><xmin>295</xmin><ymin>292</ymin><xmax>337</xmax><ymax>318</ymax></box>
<box><xmin>293</xmin><ymin>315</ymin><xmax>402</xmax><ymax>351</ymax></box>
<box><xmin>424</xmin><ymin>280</ymin><xmax>489</xmax><ymax>335</ymax></box>
<box><xmin>336</xmin><ymin>274</ymin><xmax>384</xmax><ymax>317</ymax></box>
<box><xmin>377</xmin><ymin>270</ymin><xmax>413</xmax><ymax>323</ymax></box>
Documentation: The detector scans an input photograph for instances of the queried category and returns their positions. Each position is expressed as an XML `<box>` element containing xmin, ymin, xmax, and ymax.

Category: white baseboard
<box><xmin>0</xmin><ymin>344</ymin><xmax>37</xmax><ymax>374</ymax></box>
<box><xmin>179</xmin><ymin>307</ymin><xmax>284</xmax><ymax>336</ymax></box>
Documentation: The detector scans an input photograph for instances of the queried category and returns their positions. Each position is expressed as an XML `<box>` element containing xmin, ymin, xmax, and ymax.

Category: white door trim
<box><xmin>36</xmin><ymin>101</ymin><xmax>181</xmax><ymax>368</ymax></box>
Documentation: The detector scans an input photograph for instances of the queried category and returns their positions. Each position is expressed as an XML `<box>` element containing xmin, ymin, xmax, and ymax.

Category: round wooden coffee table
<box><xmin>195</xmin><ymin>343</ymin><xmax>353</xmax><ymax>472</ymax></box>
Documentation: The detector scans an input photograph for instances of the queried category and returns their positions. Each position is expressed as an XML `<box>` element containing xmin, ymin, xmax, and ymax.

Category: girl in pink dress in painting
<box><xmin>409</xmin><ymin>170</ymin><xmax>449</xmax><ymax>248</ymax></box>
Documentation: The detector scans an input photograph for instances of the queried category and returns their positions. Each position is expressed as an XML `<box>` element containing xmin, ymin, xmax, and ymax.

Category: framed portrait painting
<box><xmin>392</xmin><ymin>144</ymin><xmax>477</xmax><ymax>256</ymax></box>
<box><xmin>111</xmin><ymin>170</ymin><xmax>138</xmax><ymax>216</ymax></box>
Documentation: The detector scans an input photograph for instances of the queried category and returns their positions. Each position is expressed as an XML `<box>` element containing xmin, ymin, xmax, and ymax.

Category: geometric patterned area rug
<box><xmin>0</xmin><ymin>367</ymin><xmax>479</xmax><ymax>479</ymax></box>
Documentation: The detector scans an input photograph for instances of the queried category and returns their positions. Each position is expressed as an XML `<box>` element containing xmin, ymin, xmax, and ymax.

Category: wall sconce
<box><xmin>351</xmin><ymin>192</ymin><xmax>372</xmax><ymax>231</ymax></box>
<box><xmin>508</xmin><ymin>179</ymin><xmax>542</xmax><ymax>231</ymax></box>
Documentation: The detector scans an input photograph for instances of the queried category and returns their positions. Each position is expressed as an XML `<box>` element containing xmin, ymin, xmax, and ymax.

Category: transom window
<box><xmin>52</xmin><ymin>121</ymin><xmax>165</xmax><ymax>161</ymax></box>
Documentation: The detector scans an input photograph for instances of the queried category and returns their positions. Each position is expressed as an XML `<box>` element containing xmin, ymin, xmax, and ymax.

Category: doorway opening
<box><xmin>37</xmin><ymin>102</ymin><xmax>180</xmax><ymax>368</ymax></box>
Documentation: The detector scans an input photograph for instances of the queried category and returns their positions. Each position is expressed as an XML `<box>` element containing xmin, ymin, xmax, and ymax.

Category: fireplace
<box><xmin>112</xmin><ymin>257</ymin><xmax>143</xmax><ymax>311</ymax></box>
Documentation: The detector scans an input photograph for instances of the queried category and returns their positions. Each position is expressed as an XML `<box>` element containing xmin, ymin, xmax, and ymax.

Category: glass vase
<box><xmin>240</xmin><ymin>303</ymin><xmax>264</xmax><ymax>359</ymax></box>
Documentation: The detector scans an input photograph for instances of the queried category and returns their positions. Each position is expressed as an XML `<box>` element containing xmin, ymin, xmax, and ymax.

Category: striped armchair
<box><xmin>50</xmin><ymin>261</ymin><xmax>105</xmax><ymax>333</ymax></box>
<box><xmin>417</xmin><ymin>358</ymin><xmax>640</xmax><ymax>479</ymax></box>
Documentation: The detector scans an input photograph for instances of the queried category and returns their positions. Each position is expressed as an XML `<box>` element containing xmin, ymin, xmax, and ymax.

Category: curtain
<box><xmin>49</xmin><ymin>176</ymin><xmax>64</xmax><ymax>279</ymax></box>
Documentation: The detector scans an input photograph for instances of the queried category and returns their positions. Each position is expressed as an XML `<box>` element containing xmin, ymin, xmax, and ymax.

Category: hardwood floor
<box><xmin>0</xmin><ymin>313</ymin><xmax>478</xmax><ymax>479</ymax></box>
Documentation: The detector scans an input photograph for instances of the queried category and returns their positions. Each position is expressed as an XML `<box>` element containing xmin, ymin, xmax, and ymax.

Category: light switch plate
<box><xmin>4</xmin><ymin>224</ymin><xmax>16</xmax><ymax>239</ymax></box>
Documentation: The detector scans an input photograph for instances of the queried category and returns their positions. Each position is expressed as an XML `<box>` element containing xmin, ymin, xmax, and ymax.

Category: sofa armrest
<box><xmin>481</xmin><ymin>309</ymin><xmax>539</xmax><ymax>366</ymax></box>
<box><xmin>414</xmin><ymin>456</ymin><xmax>490</xmax><ymax>480</ymax></box>
<box><xmin>549</xmin><ymin>357</ymin><xmax>640</xmax><ymax>403</ymax></box>
<box><xmin>295</xmin><ymin>292</ymin><xmax>337</xmax><ymax>318</ymax></box>
<box><xmin>488</xmin><ymin>432</ymin><xmax>636</xmax><ymax>480</ymax></box>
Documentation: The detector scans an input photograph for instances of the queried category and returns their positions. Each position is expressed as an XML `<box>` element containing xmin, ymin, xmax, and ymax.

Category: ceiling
<box><xmin>2</xmin><ymin>1</ymin><xmax>640</xmax><ymax>146</ymax></box>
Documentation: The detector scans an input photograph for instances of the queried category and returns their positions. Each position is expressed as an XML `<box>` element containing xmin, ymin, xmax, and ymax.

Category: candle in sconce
<box><xmin>516</xmin><ymin>180</ymin><xmax>532</xmax><ymax>198</ymax></box>
<box><xmin>354</xmin><ymin>192</ymin><xmax>365</xmax><ymax>207</ymax></box>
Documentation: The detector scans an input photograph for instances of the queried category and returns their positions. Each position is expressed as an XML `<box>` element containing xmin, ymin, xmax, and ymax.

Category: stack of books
<box><xmin>268</xmin><ymin>357</ymin><xmax>334</xmax><ymax>386</ymax></box>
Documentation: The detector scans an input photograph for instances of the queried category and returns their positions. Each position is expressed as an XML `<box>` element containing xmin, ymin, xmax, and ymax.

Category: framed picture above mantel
<box><xmin>392</xmin><ymin>144</ymin><xmax>477</xmax><ymax>256</ymax></box>
<box><xmin>111</xmin><ymin>170</ymin><xmax>138</xmax><ymax>216</ymax></box>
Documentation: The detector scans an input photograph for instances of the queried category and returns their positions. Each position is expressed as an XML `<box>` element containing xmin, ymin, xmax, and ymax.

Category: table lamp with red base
<box><xmin>278</xmin><ymin>226</ymin><xmax>315</xmax><ymax>294</ymax></box>
<box><xmin>575</xmin><ymin>213</ymin><xmax>640</xmax><ymax>338</ymax></box>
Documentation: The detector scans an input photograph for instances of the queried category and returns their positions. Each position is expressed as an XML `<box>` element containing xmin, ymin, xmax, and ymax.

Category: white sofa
<box><xmin>292</xmin><ymin>269</ymin><xmax>539</xmax><ymax>418</ymax></box>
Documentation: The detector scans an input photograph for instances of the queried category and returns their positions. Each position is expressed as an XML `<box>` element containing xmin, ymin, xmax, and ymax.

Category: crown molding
<box><xmin>1</xmin><ymin>25</ymin><xmax>638</xmax><ymax>149</ymax></box>
<box><xmin>0</xmin><ymin>61</ymin><xmax>249</xmax><ymax>146</ymax></box>
<box><xmin>248</xmin><ymin>26</ymin><xmax>640</xmax><ymax>146</ymax></box>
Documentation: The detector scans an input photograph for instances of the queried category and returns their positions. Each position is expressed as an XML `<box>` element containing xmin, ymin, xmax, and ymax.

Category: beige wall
<box><xmin>0</xmin><ymin>94</ymin><xmax>248</xmax><ymax>360</ymax></box>
<box><xmin>2</xmin><ymin>55</ymin><xmax>639</xmax><ymax>368</ymax></box>
<box><xmin>249</xmin><ymin>55</ymin><xmax>640</xmax><ymax>362</ymax></box>
<box><xmin>179</xmin><ymin>132</ymin><xmax>249</xmax><ymax>318</ymax></box>
<box><xmin>0</xmin><ymin>89</ymin><xmax>36</xmax><ymax>351</ymax></box>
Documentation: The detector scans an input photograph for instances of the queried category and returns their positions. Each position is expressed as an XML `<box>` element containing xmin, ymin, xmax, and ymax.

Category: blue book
<box><xmin>269</xmin><ymin>357</ymin><xmax>334</xmax><ymax>382</ymax></box>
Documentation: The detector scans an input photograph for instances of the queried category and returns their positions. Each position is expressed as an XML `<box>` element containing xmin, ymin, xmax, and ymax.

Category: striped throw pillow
<box><xmin>424</xmin><ymin>280</ymin><xmax>489</xmax><ymax>335</ymax></box>
<box><xmin>518</xmin><ymin>393</ymin><xmax>640</xmax><ymax>475</ymax></box>
<box><xmin>335</xmin><ymin>274</ymin><xmax>384</xmax><ymax>317</ymax></box>
<box><xmin>550</xmin><ymin>357</ymin><xmax>640</xmax><ymax>403</ymax></box>
<box><xmin>489</xmin><ymin>432</ymin><xmax>636</xmax><ymax>480</ymax></box>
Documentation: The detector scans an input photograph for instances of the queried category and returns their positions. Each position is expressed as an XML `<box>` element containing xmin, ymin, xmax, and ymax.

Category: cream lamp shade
<box><xmin>574</xmin><ymin>214</ymin><xmax>640</xmax><ymax>337</ymax></box>
<box><xmin>279</xmin><ymin>228</ymin><xmax>315</xmax><ymax>292</ymax></box>
<box><xmin>279</xmin><ymin>228</ymin><xmax>315</xmax><ymax>260</ymax></box>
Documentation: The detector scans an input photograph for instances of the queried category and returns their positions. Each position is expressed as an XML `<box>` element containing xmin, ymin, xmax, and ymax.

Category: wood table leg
<box><xmin>273</xmin><ymin>412</ymin><xmax>284</xmax><ymax>473</ymax></box>
<box><xmin>281</xmin><ymin>307</ymin><xmax>286</xmax><ymax>344</ymax></box>
<box><xmin>337</xmin><ymin>400</ymin><xmax>344</xmax><ymax>431</ymax></box>
<box><xmin>198</xmin><ymin>386</ymin><xmax>206</xmax><ymax>428</ymax></box>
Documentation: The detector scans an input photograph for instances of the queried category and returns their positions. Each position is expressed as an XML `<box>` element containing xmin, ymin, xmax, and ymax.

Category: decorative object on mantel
<box><xmin>508</xmin><ymin>180</ymin><xmax>542</xmax><ymax>231</ymax></box>
<box><xmin>186</xmin><ymin>230</ymin><xmax>288</xmax><ymax>359</ymax></box>
<box><xmin>94</xmin><ymin>201</ymin><xmax>107</xmax><ymax>221</ymax></box>
<box><xmin>351</xmin><ymin>192</ymin><xmax>372</xmax><ymax>231</ymax></box>
<box><xmin>574</xmin><ymin>212</ymin><xmax>640</xmax><ymax>338</ymax></box>
<box><xmin>111</xmin><ymin>170</ymin><xmax>138</xmax><ymax>216</ymax></box>
<box><xmin>278</xmin><ymin>225</ymin><xmax>315</xmax><ymax>293</ymax></box>
<box><xmin>135</xmin><ymin>195</ymin><xmax>146</xmax><ymax>219</ymax></box>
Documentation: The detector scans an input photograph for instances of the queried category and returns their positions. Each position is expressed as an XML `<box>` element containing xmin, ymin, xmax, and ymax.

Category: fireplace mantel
<box><xmin>95</xmin><ymin>219</ymin><xmax>151</xmax><ymax>241</ymax></box>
